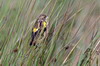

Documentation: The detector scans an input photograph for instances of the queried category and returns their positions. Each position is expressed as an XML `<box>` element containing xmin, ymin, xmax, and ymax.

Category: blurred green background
<box><xmin>0</xmin><ymin>0</ymin><xmax>100</xmax><ymax>66</ymax></box>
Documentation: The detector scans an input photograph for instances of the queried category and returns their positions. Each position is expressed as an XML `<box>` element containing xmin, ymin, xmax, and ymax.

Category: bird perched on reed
<box><xmin>30</xmin><ymin>14</ymin><xmax>49</xmax><ymax>46</ymax></box>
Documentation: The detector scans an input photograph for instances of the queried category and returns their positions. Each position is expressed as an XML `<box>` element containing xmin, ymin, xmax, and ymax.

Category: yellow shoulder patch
<box><xmin>43</xmin><ymin>21</ymin><xmax>47</xmax><ymax>28</ymax></box>
<box><xmin>33</xmin><ymin>28</ymin><xmax>38</xmax><ymax>32</ymax></box>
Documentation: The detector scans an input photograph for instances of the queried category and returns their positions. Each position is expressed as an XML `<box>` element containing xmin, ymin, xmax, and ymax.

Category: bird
<box><xmin>30</xmin><ymin>14</ymin><xmax>48</xmax><ymax>46</ymax></box>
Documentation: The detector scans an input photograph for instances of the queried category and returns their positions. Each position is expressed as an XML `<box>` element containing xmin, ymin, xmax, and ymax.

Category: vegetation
<box><xmin>0</xmin><ymin>0</ymin><xmax>100</xmax><ymax>66</ymax></box>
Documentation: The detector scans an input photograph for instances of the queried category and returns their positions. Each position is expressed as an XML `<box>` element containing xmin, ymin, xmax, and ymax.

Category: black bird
<box><xmin>30</xmin><ymin>14</ymin><xmax>48</xmax><ymax>46</ymax></box>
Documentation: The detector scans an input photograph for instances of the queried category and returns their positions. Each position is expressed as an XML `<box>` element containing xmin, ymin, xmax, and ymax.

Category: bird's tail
<box><xmin>30</xmin><ymin>38</ymin><xmax>34</xmax><ymax>46</ymax></box>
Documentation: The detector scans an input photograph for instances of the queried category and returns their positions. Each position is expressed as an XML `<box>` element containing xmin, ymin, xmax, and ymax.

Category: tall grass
<box><xmin>0</xmin><ymin>0</ymin><xmax>100</xmax><ymax>66</ymax></box>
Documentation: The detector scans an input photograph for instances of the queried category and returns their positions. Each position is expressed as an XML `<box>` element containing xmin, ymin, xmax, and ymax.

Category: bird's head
<box><xmin>37</xmin><ymin>14</ymin><xmax>48</xmax><ymax>22</ymax></box>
